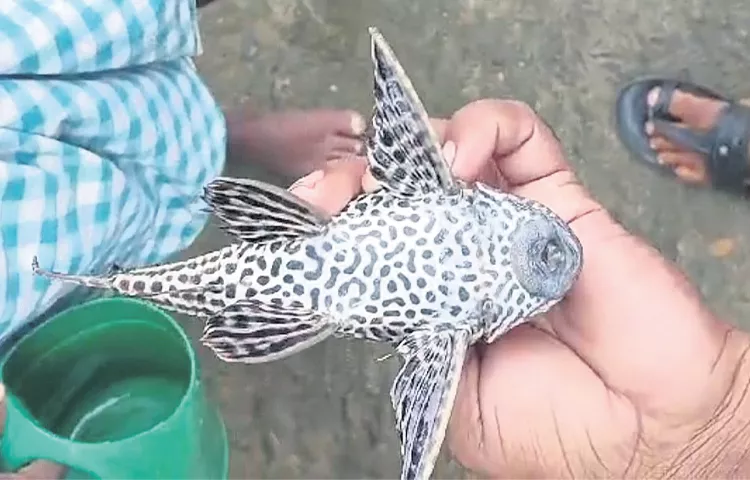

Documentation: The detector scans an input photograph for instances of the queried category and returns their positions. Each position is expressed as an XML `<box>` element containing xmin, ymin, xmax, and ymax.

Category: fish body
<box><xmin>33</xmin><ymin>27</ymin><xmax>584</xmax><ymax>480</ymax></box>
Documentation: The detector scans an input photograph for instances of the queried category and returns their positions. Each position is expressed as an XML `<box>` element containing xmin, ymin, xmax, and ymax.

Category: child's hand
<box><xmin>0</xmin><ymin>384</ymin><xmax>66</xmax><ymax>480</ymax></box>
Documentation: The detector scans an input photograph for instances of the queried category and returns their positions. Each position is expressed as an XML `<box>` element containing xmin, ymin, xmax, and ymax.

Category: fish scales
<box><xmin>90</xmin><ymin>188</ymin><xmax>523</xmax><ymax>345</ymax></box>
<box><xmin>32</xmin><ymin>27</ymin><xmax>584</xmax><ymax>480</ymax></box>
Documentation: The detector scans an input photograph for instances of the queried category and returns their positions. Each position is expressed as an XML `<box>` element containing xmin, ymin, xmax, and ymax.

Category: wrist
<box><xmin>657</xmin><ymin>328</ymin><xmax>750</xmax><ymax>478</ymax></box>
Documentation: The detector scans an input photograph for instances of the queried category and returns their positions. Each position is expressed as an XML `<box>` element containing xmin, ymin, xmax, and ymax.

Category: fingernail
<box><xmin>442</xmin><ymin>141</ymin><xmax>457</xmax><ymax>168</ymax></box>
<box><xmin>289</xmin><ymin>169</ymin><xmax>325</xmax><ymax>192</ymax></box>
<box><xmin>351</xmin><ymin>113</ymin><xmax>366</xmax><ymax>136</ymax></box>
<box><xmin>645</xmin><ymin>121</ymin><xmax>654</xmax><ymax>135</ymax></box>
<box><xmin>647</xmin><ymin>87</ymin><xmax>660</xmax><ymax>108</ymax></box>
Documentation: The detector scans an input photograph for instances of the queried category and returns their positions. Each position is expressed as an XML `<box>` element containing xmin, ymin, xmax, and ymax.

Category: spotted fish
<box><xmin>32</xmin><ymin>27</ymin><xmax>584</xmax><ymax>480</ymax></box>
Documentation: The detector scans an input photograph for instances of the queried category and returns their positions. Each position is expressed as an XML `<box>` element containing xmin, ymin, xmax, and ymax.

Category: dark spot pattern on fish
<box><xmin>397</xmin><ymin>273</ymin><xmax>411</xmax><ymax>290</ymax></box>
<box><xmin>383</xmin><ymin>297</ymin><xmax>406</xmax><ymax>308</ymax></box>
<box><xmin>339</xmin><ymin>278</ymin><xmax>366</xmax><ymax>298</ymax></box>
<box><xmin>304</xmin><ymin>245</ymin><xmax>324</xmax><ymax>281</ymax></box>
<box><xmin>309</xmin><ymin>288</ymin><xmax>320</xmax><ymax>309</ymax></box>
<box><xmin>363</xmin><ymin>245</ymin><xmax>377</xmax><ymax>277</ymax></box>
<box><xmin>371</xmin><ymin>278</ymin><xmax>382</xmax><ymax>301</ymax></box>
<box><xmin>343</xmin><ymin>249</ymin><xmax>362</xmax><ymax>275</ymax></box>
<box><xmin>384</xmin><ymin>242</ymin><xmax>405</xmax><ymax>261</ymax></box>
<box><xmin>406</xmin><ymin>250</ymin><xmax>417</xmax><ymax>273</ymax></box>
<box><xmin>325</xmin><ymin>267</ymin><xmax>341</xmax><ymax>289</ymax></box>
<box><xmin>270</xmin><ymin>258</ymin><xmax>282</xmax><ymax>277</ymax></box>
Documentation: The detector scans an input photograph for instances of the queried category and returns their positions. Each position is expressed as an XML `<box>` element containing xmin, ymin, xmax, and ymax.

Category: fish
<box><xmin>32</xmin><ymin>27</ymin><xmax>584</xmax><ymax>480</ymax></box>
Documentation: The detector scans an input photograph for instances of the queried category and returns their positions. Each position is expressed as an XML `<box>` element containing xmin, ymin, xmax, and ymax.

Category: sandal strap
<box><xmin>652</xmin><ymin>102</ymin><xmax>750</xmax><ymax>192</ymax></box>
<box><xmin>706</xmin><ymin>103</ymin><xmax>750</xmax><ymax>190</ymax></box>
<box><xmin>649</xmin><ymin>82</ymin><xmax>678</xmax><ymax>120</ymax></box>
<box><xmin>651</xmin><ymin>119</ymin><xmax>713</xmax><ymax>156</ymax></box>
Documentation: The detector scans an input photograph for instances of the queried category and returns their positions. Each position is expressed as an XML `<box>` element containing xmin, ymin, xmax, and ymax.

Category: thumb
<box><xmin>288</xmin><ymin>158</ymin><xmax>368</xmax><ymax>217</ymax></box>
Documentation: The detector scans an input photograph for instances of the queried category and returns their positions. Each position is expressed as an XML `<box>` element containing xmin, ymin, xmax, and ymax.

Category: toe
<box><xmin>323</xmin><ymin>135</ymin><xmax>364</xmax><ymax>158</ymax></box>
<box><xmin>674</xmin><ymin>164</ymin><xmax>710</xmax><ymax>185</ymax></box>
<box><xmin>646</xmin><ymin>87</ymin><xmax>661</xmax><ymax>111</ymax></box>
<box><xmin>650</xmin><ymin>128</ymin><xmax>687</xmax><ymax>153</ymax></box>
<box><xmin>658</xmin><ymin>151</ymin><xmax>709</xmax><ymax>184</ymax></box>
<box><xmin>645</xmin><ymin>85</ymin><xmax>727</xmax><ymax>164</ymax></box>
<box><xmin>307</xmin><ymin>109</ymin><xmax>367</xmax><ymax>137</ymax></box>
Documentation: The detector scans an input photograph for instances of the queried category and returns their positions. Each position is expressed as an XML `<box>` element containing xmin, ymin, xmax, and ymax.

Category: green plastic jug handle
<box><xmin>1</xmin><ymin>395</ymin><xmax>105</xmax><ymax>478</ymax></box>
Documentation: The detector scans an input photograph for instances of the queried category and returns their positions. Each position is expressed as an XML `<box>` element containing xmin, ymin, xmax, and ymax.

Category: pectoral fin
<box><xmin>390</xmin><ymin>326</ymin><xmax>471</xmax><ymax>480</ymax></box>
<box><xmin>201</xmin><ymin>300</ymin><xmax>335</xmax><ymax>363</ymax></box>
<box><xmin>202</xmin><ymin>176</ymin><xmax>327</xmax><ymax>243</ymax></box>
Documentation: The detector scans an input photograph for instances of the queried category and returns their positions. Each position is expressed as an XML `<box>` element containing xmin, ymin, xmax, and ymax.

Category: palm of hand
<box><xmin>291</xmin><ymin>99</ymin><xmax>750</xmax><ymax>479</ymax></box>
<box><xmin>444</xmin><ymin>101</ymin><xmax>746</xmax><ymax>478</ymax></box>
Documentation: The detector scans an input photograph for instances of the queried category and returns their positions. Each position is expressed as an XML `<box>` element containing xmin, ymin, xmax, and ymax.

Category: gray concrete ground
<box><xmin>178</xmin><ymin>0</ymin><xmax>750</xmax><ymax>478</ymax></box>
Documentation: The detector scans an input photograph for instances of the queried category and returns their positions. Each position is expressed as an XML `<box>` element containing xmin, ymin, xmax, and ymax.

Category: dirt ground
<box><xmin>176</xmin><ymin>0</ymin><xmax>750</xmax><ymax>477</ymax></box>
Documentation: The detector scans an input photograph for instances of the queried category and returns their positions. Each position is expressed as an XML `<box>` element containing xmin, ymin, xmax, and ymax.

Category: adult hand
<box><xmin>289</xmin><ymin>99</ymin><xmax>750</xmax><ymax>478</ymax></box>
<box><xmin>0</xmin><ymin>384</ymin><xmax>66</xmax><ymax>479</ymax></box>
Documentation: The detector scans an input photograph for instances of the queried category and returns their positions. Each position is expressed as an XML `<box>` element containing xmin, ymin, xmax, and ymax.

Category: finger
<box><xmin>445</xmin><ymin>99</ymin><xmax>571</xmax><ymax>187</ymax></box>
<box><xmin>288</xmin><ymin>158</ymin><xmax>367</xmax><ymax>216</ymax></box>
<box><xmin>546</xmin><ymin>222</ymin><xmax>738</xmax><ymax>414</ymax></box>
<box><xmin>443</xmin><ymin>99</ymin><xmax>601</xmax><ymax>224</ymax></box>
<box><xmin>448</xmin><ymin>326</ymin><xmax>635</xmax><ymax>478</ymax></box>
<box><xmin>361</xmin><ymin>171</ymin><xmax>381</xmax><ymax>193</ymax></box>
<box><xmin>430</xmin><ymin>118</ymin><xmax>448</xmax><ymax>141</ymax></box>
<box><xmin>19</xmin><ymin>460</ymin><xmax>67</xmax><ymax>480</ymax></box>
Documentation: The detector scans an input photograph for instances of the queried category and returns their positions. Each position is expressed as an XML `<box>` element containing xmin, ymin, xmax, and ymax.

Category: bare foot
<box><xmin>225</xmin><ymin>108</ymin><xmax>367</xmax><ymax>180</ymax></box>
<box><xmin>645</xmin><ymin>88</ymin><xmax>750</xmax><ymax>186</ymax></box>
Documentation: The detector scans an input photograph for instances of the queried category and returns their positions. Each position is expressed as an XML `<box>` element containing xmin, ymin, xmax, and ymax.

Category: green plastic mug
<box><xmin>0</xmin><ymin>297</ymin><xmax>228</xmax><ymax>479</ymax></box>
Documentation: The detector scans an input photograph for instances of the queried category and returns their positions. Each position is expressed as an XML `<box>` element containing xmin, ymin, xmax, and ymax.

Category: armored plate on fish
<box><xmin>33</xmin><ymin>27</ymin><xmax>584</xmax><ymax>480</ymax></box>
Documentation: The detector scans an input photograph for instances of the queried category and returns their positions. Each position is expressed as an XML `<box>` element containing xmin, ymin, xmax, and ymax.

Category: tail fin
<box><xmin>201</xmin><ymin>300</ymin><xmax>335</xmax><ymax>363</ymax></box>
<box><xmin>32</xmin><ymin>256</ymin><xmax>114</xmax><ymax>290</ymax></box>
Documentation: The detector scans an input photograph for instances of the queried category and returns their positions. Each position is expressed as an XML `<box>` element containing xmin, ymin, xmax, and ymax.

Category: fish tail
<box><xmin>200</xmin><ymin>300</ymin><xmax>336</xmax><ymax>364</ymax></box>
<box><xmin>32</xmin><ymin>256</ymin><xmax>114</xmax><ymax>290</ymax></box>
<box><xmin>32</xmin><ymin>253</ymin><xmax>227</xmax><ymax>317</ymax></box>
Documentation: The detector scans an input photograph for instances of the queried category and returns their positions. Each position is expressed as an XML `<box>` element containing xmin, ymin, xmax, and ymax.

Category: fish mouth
<box><xmin>510</xmin><ymin>217</ymin><xmax>584</xmax><ymax>302</ymax></box>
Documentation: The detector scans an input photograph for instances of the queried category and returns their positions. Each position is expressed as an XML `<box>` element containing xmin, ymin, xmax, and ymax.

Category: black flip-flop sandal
<box><xmin>615</xmin><ymin>76</ymin><xmax>750</xmax><ymax>196</ymax></box>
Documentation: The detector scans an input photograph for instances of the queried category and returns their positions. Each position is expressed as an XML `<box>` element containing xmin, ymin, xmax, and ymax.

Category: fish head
<box><xmin>474</xmin><ymin>183</ymin><xmax>583</xmax><ymax>342</ymax></box>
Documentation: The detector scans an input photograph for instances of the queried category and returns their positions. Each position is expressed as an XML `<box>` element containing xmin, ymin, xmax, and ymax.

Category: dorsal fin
<box><xmin>202</xmin><ymin>177</ymin><xmax>326</xmax><ymax>243</ymax></box>
<box><xmin>366</xmin><ymin>27</ymin><xmax>458</xmax><ymax>198</ymax></box>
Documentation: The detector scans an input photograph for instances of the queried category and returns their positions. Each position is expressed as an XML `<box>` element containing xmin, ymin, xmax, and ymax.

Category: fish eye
<box><xmin>540</xmin><ymin>238</ymin><xmax>565</xmax><ymax>273</ymax></box>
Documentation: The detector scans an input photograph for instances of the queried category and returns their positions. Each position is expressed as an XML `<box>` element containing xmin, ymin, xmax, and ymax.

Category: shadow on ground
<box><xmin>177</xmin><ymin>0</ymin><xmax>750</xmax><ymax>477</ymax></box>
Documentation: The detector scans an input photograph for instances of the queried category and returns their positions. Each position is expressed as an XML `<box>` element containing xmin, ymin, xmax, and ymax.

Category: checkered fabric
<box><xmin>0</xmin><ymin>1</ymin><xmax>226</xmax><ymax>339</ymax></box>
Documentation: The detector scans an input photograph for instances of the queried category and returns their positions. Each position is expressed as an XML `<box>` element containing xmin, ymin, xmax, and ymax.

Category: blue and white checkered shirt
<box><xmin>0</xmin><ymin>1</ymin><xmax>226</xmax><ymax>339</ymax></box>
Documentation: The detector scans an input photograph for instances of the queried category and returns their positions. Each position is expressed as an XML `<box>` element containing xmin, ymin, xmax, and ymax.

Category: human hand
<box><xmin>288</xmin><ymin>99</ymin><xmax>750</xmax><ymax>478</ymax></box>
<box><xmin>0</xmin><ymin>384</ymin><xmax>65</xmax><ymax>480</ymax></box>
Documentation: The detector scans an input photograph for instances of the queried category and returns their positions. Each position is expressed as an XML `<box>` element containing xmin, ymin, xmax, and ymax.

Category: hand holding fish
<box><xmin>31</xmin><ymin>29</ymin><xmax>750</xmax><ymax>479</ymax></box>
<box><xmin>291</xmin><ymin>98</ymin><xmax>750</xmax><ymax>479</ymax></box>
